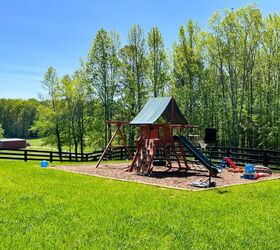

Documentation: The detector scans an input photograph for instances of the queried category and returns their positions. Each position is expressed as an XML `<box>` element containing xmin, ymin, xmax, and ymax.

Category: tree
<box><xmin>5</xmin><ymin>4</ymin><xmax>280</xmax><ymax>151</ymax></box>
<box><xmin>207</xmin><ymin>5</ymin><xmax>262</xmax><ymax>147</ymax></box>
<box><xmin>0</xmin><ymin>98</ymin><xmax>39</xmax><ymax>138</ymax></box>
<box><xmin>171</xmin><ymin>20</ymin><xmax>204</xmax><ymax>124</ymax></box>
<box><xmin>147</xmin><ymin>27</ymin><xmax>169</xmax><ymax>97</ymax></box>
<box><xmin>120</xmin><ymin>25</ymin><xmax>147</xmax><ymax>113</ymax></box>
<box><xmin>256</xmin><ymin>14</ymin><xmax>280</xmax><ymax>149</ymax></box>
<box><xmin>0</xmin><ymin>123</ymin><xmax>4</xmax><ymax>138</ymax></box>
<box><xmin>34</xmin><ymin>67</ymin><xmax>64</xmax><ymax>156</ymax></box>
<box><xmin>87</xmin><ymin>29</ymin><xmax>120</xmax><ymax>146</ymax></box>
<box><xmin>119</xmin><ymin>25</ymin><xmax>148</xmax><ymax>144</ymax></box>
<box><xmin>71</xmin><ymin>64</ymin><xmax>95</xmax><ymax>157</ymax></box>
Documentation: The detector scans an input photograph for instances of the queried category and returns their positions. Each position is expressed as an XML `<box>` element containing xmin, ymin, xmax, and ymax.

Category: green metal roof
<box><xmin>130</xmin><ymin>97</ymin><xmax>187</xmax><ymax>125</ymax></box>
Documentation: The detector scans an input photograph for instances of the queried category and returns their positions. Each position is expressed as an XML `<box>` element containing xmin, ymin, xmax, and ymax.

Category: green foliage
<box><xmin>172</xmin><ymin>20</ymin><xmax>203</xmax><ymax>124</ymax></box>
<box><xmin>119</xmin><ymin>25</ymin><xmax>148</xmax><ymax>145</ymax></box>
<box><xmin>170</xmin><ymin>4</ymin><xmax>280</xmax><ymax>149</ymax></box>
<box><xmin>62</xmin><ymin>64</ymin><xmax>95</xmax><ymax>154</ymax></box>
<box><xmin>1</xmin><ymin>160</ymin><xmax>280</xmax><ymax>248</ymax></box>
<box><xmin>147</xmin><ymin>26</ymin><xmax>169</xmax><ymax>97</ymax></box>
<box><xmin>4</xmin><ymin>4</ymin><xmax>280</xmax><ymax>150</ymax></box>
<box><xmin>120</xmin><ymin>25</ymin><xmax>148</xmax><ymax>115</ymax></box>
<box><xmin>204</xmin><ymin>4</ymin><xmax>272</xmax><ymax>147</ymax></box>
<box><xmin>34</xmin><ymin>65</ymin><xmax>96</xmax><ymax>154</ymax></box>
<box><xmin>87</xmin><ymin>29</ymin><xmax>120</xmax><ymax>146</ymax></box>
<box><xmin>0</xmin><ymin>98</ymin><xmax>39</xmax><ymax>138</ymax></box>
<box><xmin>33</xmin><ymin>67</ymin><xmax>65</xmax><ymax>154</ymax></box>
<box><xmin>0</xmin><ymin>123</ymin><xmax>4</xmax><ymax>138</ymax></box>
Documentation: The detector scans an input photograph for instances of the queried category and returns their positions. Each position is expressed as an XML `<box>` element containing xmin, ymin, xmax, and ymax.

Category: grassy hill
<box><xmin>0</xmin><ymin>160</ymin><xmax>279</xmax><ymax>249</ymax></box>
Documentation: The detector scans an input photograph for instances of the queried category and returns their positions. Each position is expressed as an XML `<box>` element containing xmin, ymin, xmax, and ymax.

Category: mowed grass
<box><xmin>27</xmin><ymin>138</ymin><xmax>54</xmax><ymax>150</ymax></box>
<box><xmin>27</xmin><ymin>138</ymin><xmax>95</xmax><ymax>152</ymax></box>
<box><xmin>0</xmin><ymin>160</ymin><xmax>280</xmax><ymax>249</ymax></box>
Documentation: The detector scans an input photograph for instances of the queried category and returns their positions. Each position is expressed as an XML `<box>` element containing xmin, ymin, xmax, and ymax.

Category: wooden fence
<box><xmin>0</xmin><ymin>146</ymin><xmax>133</xmax><ymax>163</ymax></box>
<box><xmin>0</xmin><ymin>145</ymin><xmax>280</xmax><ymax>170</ymax></box>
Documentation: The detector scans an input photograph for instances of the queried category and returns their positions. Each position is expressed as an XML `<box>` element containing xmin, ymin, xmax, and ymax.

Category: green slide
<box><xmin>176</xmin><ymin>135</ymin><xmax>221</xmax><ymax>174</ymax></box>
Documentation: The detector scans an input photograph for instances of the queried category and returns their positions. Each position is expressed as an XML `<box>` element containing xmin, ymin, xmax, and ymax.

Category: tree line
<box><xmin>1</xmin><ymin>4</ymin><xmax>280</xmax><ymax>153</ymax></box>
<box><xmin>0</xmin><ymin>98</ymin><xmax>39</xmax><ymax>138</ymax></box>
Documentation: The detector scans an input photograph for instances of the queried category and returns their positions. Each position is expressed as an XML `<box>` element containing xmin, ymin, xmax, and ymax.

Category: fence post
<box><xmin>50</xmin><ymin>152</ymin><xmax>53</xmax><ymax>163</ymax></box>
<box><xmin>24</xmin><ymin>150</ymin><xmax>27</xmax><ymax>162</ymax></box>
<box><xmin>263</xmin><ymin>152</ymin><xmax>269</xmax><ymax>167</ymax></box>
<box><xmin>120</xmin><ymin>147</ymin><xmax>124</xmax><ymax>160</ymax></box>
<box><xmin>69</xmin><ymin>152</ymin><xmax>72</xmax><ymax>162</ymax></box>
<box><xmin>226</xmin><ymin>148</ymin><xmax>230</xmax><ymax>157</ymax></box>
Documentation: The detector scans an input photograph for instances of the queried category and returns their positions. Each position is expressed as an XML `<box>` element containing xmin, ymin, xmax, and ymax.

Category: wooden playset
<box><xmin>97</xmin><ymin>97</ymin><xmax>221</xmax><ymax>176</ymax></box>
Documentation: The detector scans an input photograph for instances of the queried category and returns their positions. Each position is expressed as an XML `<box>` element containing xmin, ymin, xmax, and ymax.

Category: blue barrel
<box><xmin>41</xmin><ymin>160</ymin><xmax>48</xmax><ymax>168</ymax></box>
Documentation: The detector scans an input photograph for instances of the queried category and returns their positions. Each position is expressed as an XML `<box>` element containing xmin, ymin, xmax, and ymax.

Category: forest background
<box><xmin>1</xmin><ymin>5</ymin><xmax>280</xmax><ymax>155</ymax></box>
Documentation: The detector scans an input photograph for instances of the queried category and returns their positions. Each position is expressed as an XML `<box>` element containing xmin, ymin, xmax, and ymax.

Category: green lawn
<box><xmin>27</xmin><ymin>138</ymin><xmax>96</xmax><ymax>153</ymax></box>
<box><xmin>27</xmin><ymin>138</ymin><xmax>54</xmax><ymax>150</ymax></box>
<box><xmin>0</xmin><ymin>160</ymin><xmax>280</xmax><ymax>249</ymax></box>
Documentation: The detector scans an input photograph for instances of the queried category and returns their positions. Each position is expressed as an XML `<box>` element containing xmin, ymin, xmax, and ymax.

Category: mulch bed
<box><xmin>55</xmin><ymin>163</ymin><xmax>280</xmax><ymax>191</ymax></box>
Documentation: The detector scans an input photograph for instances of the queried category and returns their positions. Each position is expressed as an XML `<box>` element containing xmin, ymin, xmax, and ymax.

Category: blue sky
<box><xmin>0</xmin><ymin>0</ymin><xmax>279</xmax><ymax>99</ymax></box>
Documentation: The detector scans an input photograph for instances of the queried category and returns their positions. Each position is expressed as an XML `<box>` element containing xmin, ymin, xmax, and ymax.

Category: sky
<box><xmin>0</xmin><ymin>0</ymin><xmax>279</xmax><ymax>99</ymax></box>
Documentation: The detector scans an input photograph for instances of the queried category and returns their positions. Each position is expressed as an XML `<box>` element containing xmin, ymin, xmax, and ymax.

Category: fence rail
<box><xmin>0</xmin><ymin>145</ymin><xmax>280</xmax><ymax>170</ymax></box>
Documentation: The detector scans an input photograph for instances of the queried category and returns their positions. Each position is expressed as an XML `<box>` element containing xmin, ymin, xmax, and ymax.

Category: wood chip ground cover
<box><xmin>55</xmin><ymin>163</ymin><xmax>280</xmax><ymax>190</ymax></box>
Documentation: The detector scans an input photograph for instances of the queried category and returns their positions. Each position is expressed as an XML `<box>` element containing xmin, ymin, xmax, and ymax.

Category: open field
<box><xmin>27</xmin><ymin>138</ymin><xmax>95</xmax><ymax>153</ymax></box>
<box><xmin>27</xmin><ymin>138</ymin><xmax>54</xmax><ymax>150</ymax></box>
<box><xmin>0</xmin><ymin>159</ymin><xmax>280</xmax><ymax>249</ymax></box>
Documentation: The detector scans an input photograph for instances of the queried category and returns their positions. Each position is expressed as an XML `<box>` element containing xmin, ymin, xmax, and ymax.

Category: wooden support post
<box><xmin>162</xmin><ymin>144</ymin><xmax>172</xmax><ymax>169</ymax></box>
<box><xmin>128</xmin><ymin>139</ymin><xmax>142</xmax><ymax>172</ymax></box>
<box><xmin>96</xmin><ymin>121</ymin><xmax>132</xmax><ymax>168</ymax></box>
<box><xmin>145</xmin><ymin>140</ymin><xmax>158</xmax><ymax>174</ymax></box>
<box><xmin>118</xmin><ymin>127</ymin><xmax>133</xmax><ymax>159</ymax></box>
<box><xmin>96</xmin><ymin>127</ymin><xmax>119</xmax><ymax>168</ymax></box>
<box><xmin>171</xmin><ymin>141</ymin><xmax>182</xmax><ymax>170</ymax></box>
<box><xmin>178</xmin><ymin>141</ymin><xmax>190</xmax><ymax>170</ymax></box>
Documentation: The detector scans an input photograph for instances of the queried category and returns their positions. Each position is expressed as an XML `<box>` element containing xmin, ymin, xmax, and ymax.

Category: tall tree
<box><xmin>147</xmin><ymin>27</ymin><xmax>169</xmax><ymax>97</ymax></box>
<box><xmin>206</xmin><ymin>13</ymin><xmax>231</xmax><ymax>145</ymax></box>
<box><xmin>172</xmin><ymin>20</ymin><xmax>204</xmax><ymax>124</ymax></box>
<box><xmin>34</xmin><ymin>67</ymin><xmax>64</xmax><ymax>156</ymax></box>
<box><xmin>207</xmin><ymin>5</ymin><xmax>262</xmax><ymax>147</ymax></box>
<box><xmin>120</xmin><ymin>24</ymin><xmax>147</xmax><ymax>144</ymax></box>
<box><xmin>87</xmin><ymin>29</ymin><xmax>120</xmax><ymax>146</ymax></box>
<box><xmin>72</xmin><ymin>65</ymin><xmax>95</xmax><ymax>156</ymax></box>
<box><xmin>256</xmin><ymin>14</ymin><xmax>280</xmax><ymax>149</ymax></box>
